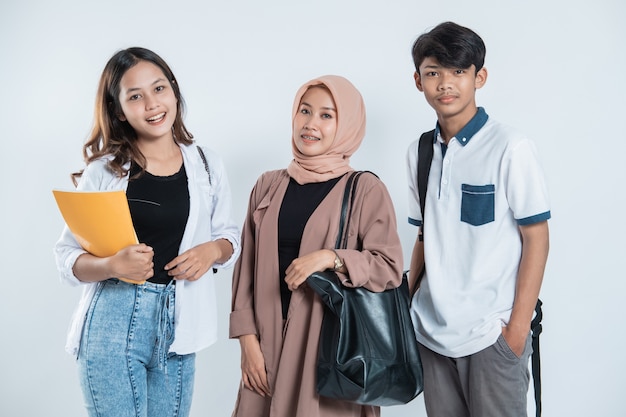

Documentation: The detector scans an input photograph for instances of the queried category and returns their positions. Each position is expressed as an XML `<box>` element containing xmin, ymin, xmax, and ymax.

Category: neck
<box><xmin>137</xmin><ymin>137</ymin><xmax>179</xmax><ymax>159</ymax></box>
<box><xmin>136</xmin><ymin>138</ymin><xmax>183</xmax><ymax>176</ymax></box>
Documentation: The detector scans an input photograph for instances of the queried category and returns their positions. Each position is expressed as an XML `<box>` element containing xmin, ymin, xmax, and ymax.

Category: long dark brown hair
<box><xmin>71</xmin><ymin>47</ymin><xmax>193</xmax><ymax>185</ymax></box>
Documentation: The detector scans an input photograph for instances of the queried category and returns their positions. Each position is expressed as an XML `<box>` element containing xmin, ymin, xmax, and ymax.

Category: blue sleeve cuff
<box><xmin>517</xmin><ymin>211</ymin><xmax>551</xmax><ymax>226</ymax></box>
<box><xmin>408</xmin><ymin>217</ymin><xmax>422</xmax><ymax>227</ymax></box>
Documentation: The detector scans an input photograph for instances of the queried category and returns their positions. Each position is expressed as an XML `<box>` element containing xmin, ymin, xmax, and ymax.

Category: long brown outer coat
<box><xmin>230</xmin><ymin>169</ymin><xmax>404</xmax><ymax>417</ymax></box>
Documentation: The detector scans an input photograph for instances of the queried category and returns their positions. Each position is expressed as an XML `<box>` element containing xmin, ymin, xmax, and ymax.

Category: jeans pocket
<box><xmin>461</xmin><ymin>184</ymin><xmax>495</xmax><ymax>226</ymax></box>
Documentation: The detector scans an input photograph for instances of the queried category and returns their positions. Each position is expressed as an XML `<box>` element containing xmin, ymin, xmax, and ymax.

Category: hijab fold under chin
<box><xmin>287</xmin><ymin>75</ymin><xmax>366</xmax><ymax>185</ymax></box>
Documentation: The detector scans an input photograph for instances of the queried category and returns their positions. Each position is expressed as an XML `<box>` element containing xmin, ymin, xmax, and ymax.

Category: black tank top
<box><xmin>126</xmin><ymin>163</ymin><xmax>190</xmax><ymax>284</ymax></box>
<box><xmin>277</xmin><ymin>176</ymin><xmax>342</xmax><ymax>319</ymax></box>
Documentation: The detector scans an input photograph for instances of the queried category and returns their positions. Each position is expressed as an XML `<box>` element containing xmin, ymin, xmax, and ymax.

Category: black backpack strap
<box><xmin>197</xmin><ymin>146</ymin><xmax>212</xmax><ymax>185</ymax></box>
<box><xmin>417</xmin><ymin>129</ymin><xmax>435</xmax><ymax>239</ymax></box>
<box><xmin>410</xmin><ymin>130</ymin><xmax>435</xmax><ymax>295</ymax></box>
<box><xmin>531</xmin><ymin>299</ymin><xmax>543</xmax><ymax>417</ymax></box>
<box><xmin>197</xmin><ymin>146</ymin><xmax>217</xmax><ymax>273</ymax></box>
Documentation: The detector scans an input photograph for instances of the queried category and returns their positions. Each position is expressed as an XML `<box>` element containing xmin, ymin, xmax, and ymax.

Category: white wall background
<box><xmin>1</xmin><ymin>0</ymin><xmax>624</xmax><ymax>416</ymax></box>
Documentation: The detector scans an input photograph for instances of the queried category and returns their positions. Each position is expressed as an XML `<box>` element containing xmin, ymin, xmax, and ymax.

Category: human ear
<box><xmin>118</xmin><ymin>113</ymin><xmax>127</xmax><ymax>121</ymax></box>
<box><xmin>414</xmin><ymin>71</ymin><xmax>424</xmax><ymax>92</ymax></box>
<box><xmin>475</xmin><ymin>67</ymin><xmax>488</xmax><ymax>90</ymax></box>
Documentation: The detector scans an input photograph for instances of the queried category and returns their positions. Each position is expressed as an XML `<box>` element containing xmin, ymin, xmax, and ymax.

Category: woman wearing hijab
<box><xmin>229</xmin><ymin>75</ymin><xmax>403</xmax><ymax>417</ymax></box>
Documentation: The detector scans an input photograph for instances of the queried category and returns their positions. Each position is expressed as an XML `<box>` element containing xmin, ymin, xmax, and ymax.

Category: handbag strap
<box><xmin>335</xmin><ymin>171</ymin><xmax>360</xmax><ymax>249</ymax></box>
<box><xmin>335</xmin><ymin>171</ymin><xmax>379</xmax><ymax>250</ymax></box>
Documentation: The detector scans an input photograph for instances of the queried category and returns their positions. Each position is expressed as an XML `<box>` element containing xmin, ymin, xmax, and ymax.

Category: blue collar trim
<box><xmin>434</xmin><ymin>107</ymin><xmax>489</xmax><ymax>146</ymax></box>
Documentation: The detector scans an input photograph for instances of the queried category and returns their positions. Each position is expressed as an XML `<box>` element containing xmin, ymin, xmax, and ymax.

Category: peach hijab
<box><xmin>286</xmin><ymin>75</ymin><xmax>366</xmax><ymax>184</ymax></box>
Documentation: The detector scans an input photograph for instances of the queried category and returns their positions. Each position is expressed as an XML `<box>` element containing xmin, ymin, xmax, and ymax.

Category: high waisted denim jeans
<box><xmin>78</xmin><ymin>279</ymin><xmax>195</xmax><ymax>417</ymax></box>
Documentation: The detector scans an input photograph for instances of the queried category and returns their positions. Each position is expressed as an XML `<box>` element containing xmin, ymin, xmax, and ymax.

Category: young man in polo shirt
<box><xmin>406</xmin><ymin>22</ymin><xmax>551</xmax><ymax>417</ymax></box>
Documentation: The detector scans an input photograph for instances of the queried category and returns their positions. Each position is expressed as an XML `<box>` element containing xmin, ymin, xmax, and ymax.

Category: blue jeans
<box><xmin>78</xmin><ymin>279</ymin><xmax>195</xmax><ymax>417</ymax></box>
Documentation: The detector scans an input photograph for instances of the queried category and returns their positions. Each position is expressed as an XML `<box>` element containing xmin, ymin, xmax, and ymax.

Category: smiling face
<box><xmin>117</xmin><ymin>60</ymin><xmax>178</xmax><ymax>143</ymax></box>
<box><xmin>292</xmin><ymin>86</ymin><xmax>338</xmax><ymax>157</ymax></box>
<box><xmin>415</xmin><ymin>56</ymin><xmax>487</xmax><ymax>128</ymax></box>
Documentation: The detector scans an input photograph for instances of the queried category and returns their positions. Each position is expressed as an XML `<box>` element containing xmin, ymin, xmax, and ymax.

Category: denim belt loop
<box><xmin>155</xmin><ymin>280</ymin><xmax>176</xmax><ymax>373</ymax></box>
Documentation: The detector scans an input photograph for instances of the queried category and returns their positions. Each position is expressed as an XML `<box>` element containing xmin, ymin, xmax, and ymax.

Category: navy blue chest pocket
<box><xmin>461</xmin><ymin>184</ymin><xmax>495</xmax><ymax>226</ymax></box>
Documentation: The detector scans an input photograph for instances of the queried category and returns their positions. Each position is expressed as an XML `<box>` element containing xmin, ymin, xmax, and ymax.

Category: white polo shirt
<box><xmin>406</xmin><ymin>108</ymin><xmax>550</xmax><ymax>357</ymax></box>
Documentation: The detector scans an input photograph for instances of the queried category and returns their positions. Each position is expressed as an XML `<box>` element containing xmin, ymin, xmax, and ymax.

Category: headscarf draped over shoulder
<box><xmin>287</xmin><ymin>75</ymin><xmax>366</xmax><ymax>184</ymax></box>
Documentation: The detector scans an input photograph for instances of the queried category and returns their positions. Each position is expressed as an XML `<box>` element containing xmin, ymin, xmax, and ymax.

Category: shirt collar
<box><xmin>434</xmin><ymin>107</ymin><xmax>489</xmax><ymax>146</ymax></box>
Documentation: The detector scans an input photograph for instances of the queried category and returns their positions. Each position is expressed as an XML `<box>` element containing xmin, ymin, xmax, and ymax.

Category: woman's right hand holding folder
<box><xmin>72</xmin><ymin>243</ymin><xmax>154</xmax><ymax>284</ymax></box>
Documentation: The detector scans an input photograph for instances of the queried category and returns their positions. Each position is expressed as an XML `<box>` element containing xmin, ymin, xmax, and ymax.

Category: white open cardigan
<box><xmin>54</xmin><ymin>143</ymin><xmax>241</xmax><ymax>356</ymax></box>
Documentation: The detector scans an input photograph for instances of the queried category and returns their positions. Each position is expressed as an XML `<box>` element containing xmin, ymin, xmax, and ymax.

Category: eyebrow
<box><xmin>124</xmin><ymin>77</ymin><xmax>167</xmax><ymax>94</ymax></box>
<box><xmin>300</xmin><ymin>101</ymin><xmax>337</xmax><ymax>112</ymax></box>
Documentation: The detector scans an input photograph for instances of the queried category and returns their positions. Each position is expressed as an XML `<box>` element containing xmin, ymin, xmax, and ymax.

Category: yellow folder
<box><xmin>52</xmin><ymin>189</ymin><xmax>144</xmax><ymax>284</ymax></box>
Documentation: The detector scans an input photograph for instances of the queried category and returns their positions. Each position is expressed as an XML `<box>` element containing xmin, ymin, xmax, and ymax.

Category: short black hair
<box><xmin>412</xmin><ymin>22</ymin><xmax>486</xmax><ymax>74</ymax></box>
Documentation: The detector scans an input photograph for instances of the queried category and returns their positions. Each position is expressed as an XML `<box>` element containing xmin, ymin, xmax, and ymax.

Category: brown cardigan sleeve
<box><xmin>229</xmin><ymin>170</ymin><xmax>284</xmax><ymax>338</ymax></box>
<box><xmin>334</xmin><ymin>172</ymin><xmax>404</xmax><ymax>292</ymax></box>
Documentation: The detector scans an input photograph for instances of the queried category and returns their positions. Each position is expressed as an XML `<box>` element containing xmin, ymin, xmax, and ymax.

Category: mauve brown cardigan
<box><xmin>230</xmin><ymin>169</ymin><xmax>403</xmax><ymax>417</ymax></box>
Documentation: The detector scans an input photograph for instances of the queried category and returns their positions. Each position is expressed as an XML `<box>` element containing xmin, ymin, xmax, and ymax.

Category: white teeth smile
<box><xmin>147</xmin><ymin>113</ymin><xmax>165</xmax><ymax>122</ymax></box>
<box><xmin>302</xmin><ymin>135</ymin><xmax>320</xmax><ymax>141</ymax></box>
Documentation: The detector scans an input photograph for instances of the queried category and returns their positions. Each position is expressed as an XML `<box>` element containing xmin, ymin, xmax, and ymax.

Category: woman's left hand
<box><xmin>285</xmin><ymin>249</ymin><xmax>336</xmax><ymax>291</ymax></box>
<box><xmin>165</xmin><ymin>240</ymin><xmax>230</xmax><ymax>281</ymax></box>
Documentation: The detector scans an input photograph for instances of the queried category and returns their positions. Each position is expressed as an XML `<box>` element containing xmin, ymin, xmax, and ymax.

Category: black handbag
<box><xmin>307</xmin><ymin>171</ymin><xmax>423</xmax><ymax>406</ymax></box>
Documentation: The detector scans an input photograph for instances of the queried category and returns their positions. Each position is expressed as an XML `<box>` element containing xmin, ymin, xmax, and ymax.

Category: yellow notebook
<box><xmin>52</xmin><ymin>189</ymin><xmax>144</xmax><ymax>284</ymax></box>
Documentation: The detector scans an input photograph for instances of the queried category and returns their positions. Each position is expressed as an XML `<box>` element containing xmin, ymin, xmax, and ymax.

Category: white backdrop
<box><xmin>1</xmin><ymin>0</ymin><xmax>624</xmax><ymax>416</ymax></box>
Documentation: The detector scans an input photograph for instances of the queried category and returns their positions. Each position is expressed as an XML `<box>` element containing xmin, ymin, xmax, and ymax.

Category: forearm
<box><xmin>408</xmin><ymin>232</ymin><xmax>424</xmax><ymax>296</ymax></box>
<box><xmin>212</xmin><ymin>238</ymin><xmax>234</xmax><ymax>264</ymax></box>
<box><xmin>72</xmin><ymin>253</ymin><xmax>115</xmax><ymax>283</ymax></box>
<box><xmin>285</xmin><ymin>249</ymin><xmax>337</xmax><ymax>291</ymax></box>
<box><xmin>73</xmin><ymin>244</ymin><xmax>154</xmax><ymax>283</ymax></box>
<box><xmin>509</xmin><ymin>221</ymin><xmax>550</xmax><ymax>331</ymax></box>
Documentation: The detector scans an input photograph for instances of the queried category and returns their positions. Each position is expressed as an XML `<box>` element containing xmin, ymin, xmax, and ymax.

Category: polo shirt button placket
<box><xmin>441</xmin><ymin>156</ymin><xmax>451</xmax><ymax>193</ymax></box>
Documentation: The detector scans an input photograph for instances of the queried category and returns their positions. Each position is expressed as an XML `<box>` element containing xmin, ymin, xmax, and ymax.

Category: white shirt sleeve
<box><xmin>202</xmin><ymin>149</ymin><xmax>241</xmax><ymax>268</ymax></box>
<box><xmin>504</xmin><ymin>138</ymin><xmax>551</xmax><ymax>225</ymax></box>
<box><xmin>53</xmin><ymin>160</ymin><xmax>114</xmax><ymax>286</ymax></box>
<box><xmin>406</xmin><ymin>139</ymin><xmax>422</xmax><ymax>227</ymax></box>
